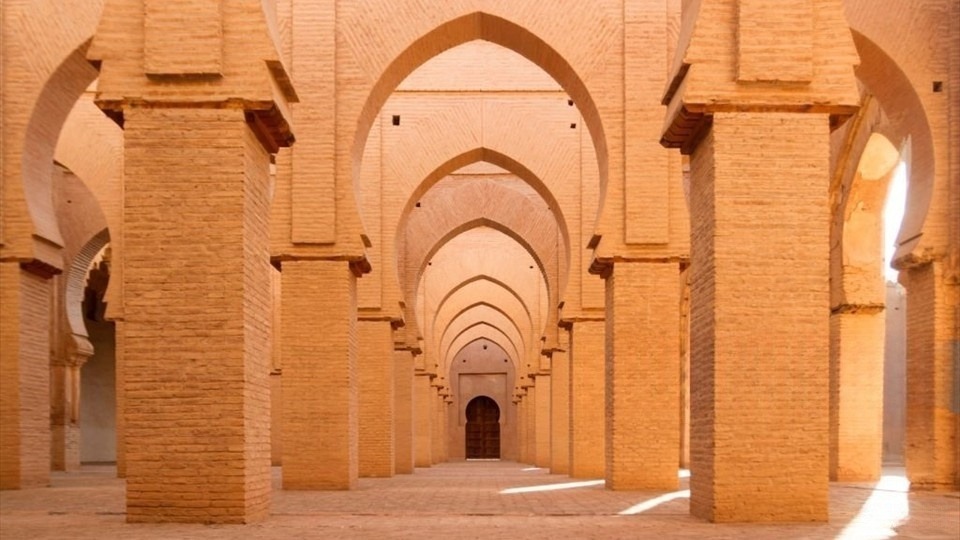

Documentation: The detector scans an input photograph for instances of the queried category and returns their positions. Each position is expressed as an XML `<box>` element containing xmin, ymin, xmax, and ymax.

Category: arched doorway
<box><xmin>465</xmin><ymin>396</ymin><xmax>501</xmax><ymax>459</ymax></box>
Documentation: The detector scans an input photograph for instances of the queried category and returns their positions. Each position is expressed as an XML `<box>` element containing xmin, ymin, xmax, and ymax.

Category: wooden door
<box><xmin>465</xmin><ymin>396</ymin><xmax>500</xmax><ymax>459</ymax></box>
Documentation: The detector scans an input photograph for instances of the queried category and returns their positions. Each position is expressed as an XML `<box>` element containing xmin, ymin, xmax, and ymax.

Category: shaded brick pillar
<box><xmin>534</xmin><ymin>374</ymin><xmax>551</xmax><ymax>468</ymax></box>
<box><xmin>358</xmin><ymin>319</ymin><xmax>395</xmax><ymax>478</ymax></box>
<box><xmin>281</xmin><ymin>259</ymin><xmax>358</xmax><ymax>490</ymax></box>
<box><xmin>526</xmin><ymin>386</ymin><xmax>537</xmax><ymax>464</ymax></box>
<box><xmin>687</xmin><ymin>113</ymin><xmax>831</xmax><ymax>522</ymax></box>
<box><xmin>122</xmin><ymin>108</ymin><xmax>273</xmax><ymax>522</ymax></box>
<box><xmin>901</xmin><ymin>261</ymin><xmax>959</xmax><ymax>490</ymax></box>
<box><xmin>432</xmin><ymin>391</ymin><xmax>446</xmax><ymax>463</ymax></box>
<box><xmin>517</xmin><ymin>396</ymin><xmax>528</xmax><ymax>464</ymax></box>
<box><xmin>604</xmin><ymin>261</ymin><xmax>680</xmax><ymax>490</ymax></box>
<box><xmin>413</xmin><ymin>373</ymin><xmax>433</xmax><ymax>467</ymax></box>
<box><xmin>679</xmin><ymin>269</ymin><xmax>691</xmax><ymax>470</ymax></box>
<box><xmin>829</xmin><ymin>309</ymin><xmax>885</xmax><ymax>481</ymax></box>
<box><xmin>0</xmin><ymin>264</ymin><xmax>53</xmax><ymax>489</ymax></box>
<box><xmin>569</xmin><ymin>320</ymin><xmax>605</xmax><ymax>478</ymax></box>
<box><xmin>550</xmin><ymin>332</ymin><xmax>571</xmax><ymax>474</ymax></box>
<box><xmin>50</xmin><ymin>359</ymin><xmax>85</xmax><ymax>472</ymax></box>
<box><xmin>393</xmin><ymin>349</ymin><xmax>415</xmax><ymax>474</ymax></box>
<box><xmin>114</xmin><ymin>321</ymin><xmax>126</xmax><ymax>478</ymax></box>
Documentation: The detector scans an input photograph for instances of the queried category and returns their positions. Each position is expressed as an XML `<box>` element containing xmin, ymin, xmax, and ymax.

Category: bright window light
<box><xmin>883</xmin><ymin>161</ymin><xmax>908</xmax><ymax>281</ymax></box>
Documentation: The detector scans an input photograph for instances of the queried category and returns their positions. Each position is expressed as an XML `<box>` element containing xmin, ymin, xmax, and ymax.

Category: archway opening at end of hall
<box><xmin>465</xmin><ymin>395</ymin><xmax>501</xmax><ymax>460</ymax></box>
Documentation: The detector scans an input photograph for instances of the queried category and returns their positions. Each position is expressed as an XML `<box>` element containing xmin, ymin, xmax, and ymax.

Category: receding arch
<box><xmin>441</xmin><ymin>312</ymin><xmax>525</xmax><ymax>371</ymax></box>
<box><xmin>396</xmin><ymin>148</ymin><xmax>571</xmax><ymax>281</ymax></box>
<box><xmin>437</xmin><ymin>302</ymin><xmax>528</xmax><ymax>362</ymax></box>
<box><xmin>429</xmin><ymin>275</ymin><xmax>534</xmax><ymax>338</ymax></box>
<box><xmin>433</xmin><ymin>295</ymin><xmax>533</xmax><ymax>361</ymax></box>
<box><xmin>414</xmin><ymin>218</ymin><xmax>551</xmax><ymax>305</ymax></box>
<box><xmin>850</xmin><ymin>30</ymin><xmax>935</xmax><ymax>262</ymax></box>
<box><xmin>444</xmin><ymin>323</ymin><xmax>521</xmax><ymax>374</ymax></box>
<box><xmin>20</xmin><ymin>41</ymin><xmax>100</xmax><ymax>250</ymax></box>
<box><xmin>64</xmin><ymin>229</ymin><xmax>110</xmax><ymax>358</ymax></box>
<box><xmin>353</xmin><ymin>12</ymin><xmax>609</xmax><ymax>221</ymax></box>
<box><xmin>451</xmin><ymin>337</ymin><xmax>517</xmax><ymax>372</ymax></box>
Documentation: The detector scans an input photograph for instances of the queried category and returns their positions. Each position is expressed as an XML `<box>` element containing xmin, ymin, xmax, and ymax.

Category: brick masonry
<box><xmin>605</xmin><ymin>262</ymin><xmax>680</xmax><ymax>490</ymax></box>
<box><xmin>121</xmin><ymin>108</ymin><xmax>272</xmax><ymax>523</ymax></box>
<box><xmin>688</xmin><ymin>113</ymin><xmax>831</xmax><ymax>522</ymax></box>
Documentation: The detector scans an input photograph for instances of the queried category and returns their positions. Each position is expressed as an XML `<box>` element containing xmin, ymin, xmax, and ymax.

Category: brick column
<box><xmin>50</xmin><ymin>360</ymin><xmax>84</xmax><ymax>472</ymax></box>
<box><xmin>605</xmin><ymin>262</ymin><xmax>680</xmax><ymax>490</ymax></box>
<box><xmin>829</xmin><ymin>309</ymin><xmax>884</xmax><ymax>481</ymax></box>
<box><xmin>394</xmin><ymin>350</ymin><xmax>415</xmax><ymax>474</ymax></box>
<box><xmin>901</xmin><ymin>261</ymin><xmax>959</xmax><ymax>490</ymax></box>
<box><xmin>413</xmin><ymin>373</ymin><xmax>433</xmax><ymax>467</ymax></box>
<box><xmin>569</xmin><ymin>320</ymin><xmax>605</xmax><ymax>478</ymax></box>
<box><xmin>526</xmin><ymin>386</ymin><xmax>537</xmax><ymax>464</ymax></box>
<box><xmin>282</xmin><ymin>259</ymin><xmax>358</xmax><ymax>490</ymax></box>
<box><xmin>517</xmin><ymin>397</ymin><xmax>528</xmax><ymax>464</ymax></box>
<box><xmin>122</xmin><ymin>108</ymin><xmax>272</xmax><ymax>522</ymax></box>
<box><xmin>687</xmin><ymin>112</ymin><xmax>831</xmax><ymax>522</ymax></box>
<box><xmin>358</xmin><ymin>319</ymin><xmax>395</xmax><ymax>477</ymax></box>
<box><xmin>535</xmin><ymin>375</ymin><xmax>551</xmax><ymax>468</ymax></box>
<box><xmin>432</xmin><ymin>391</ymin><xmax>446</xmax><ymax>463</ymax></box>
<box><xmin>0</xmin><ymin>264</ymin><xmax>53</xmax><ymax>489</ymax></box>
<box><xmin>114</xmin><ymin>321</ymin><xmax>126</xmax><ymax>478</ymax></box>
<box><xmin>550</xmin><ymin>332</ymin><xmax>570</xmax><ymax>474</ymax></box>
<box><xmin>680</xmin><ymin>268</ymin><xmax>691</xmax><ymax>470</ymax></box>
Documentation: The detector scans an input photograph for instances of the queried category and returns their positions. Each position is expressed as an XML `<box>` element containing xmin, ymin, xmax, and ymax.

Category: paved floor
<box><xmin>2</xmin><ymin>461</ymin><xmax>958</xmax><ymax>539</ymax></box>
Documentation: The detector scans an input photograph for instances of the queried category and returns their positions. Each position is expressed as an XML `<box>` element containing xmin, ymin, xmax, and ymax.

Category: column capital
<box><xmin>660</xmin><ymin>0</ymin><xmax>859</xmax><ymax>154</ymax></box>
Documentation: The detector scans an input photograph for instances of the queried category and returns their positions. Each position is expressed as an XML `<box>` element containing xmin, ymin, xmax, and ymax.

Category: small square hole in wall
<box><xmin>392</xmin><ymin>115</ymin><xmax>401</xmax><ymax>125</ymax></box>
<box><xmin>415</xmin><ymin>201</ymin><xmax>421</xmax><ymax>207</ymax></box>
<box><xmin>567</xmin><ymin>99</ymin><xmax>574</xmax><ymax>106</ymax></box>
<box><xmin>570</xmin><ymin>123</ymin><xmax>577</xmax><ymax>129</ymax></box>
<box><xmin>933</xmin><ymin>81</ymin><xmax>943</xmax><ymax>92</ymax></box>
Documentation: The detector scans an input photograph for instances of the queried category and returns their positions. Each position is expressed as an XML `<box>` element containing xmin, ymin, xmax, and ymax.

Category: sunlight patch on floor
<box><xmin>500</xmin><ymin>479</ymin><xmax>605</xmax><ymax>494</ymax></box>
<box><xmin>618</xmin><ymin>489</ymin><xmax>690</xmax><ymax>515</ymax></box>
<box><xmin>837</xmin><ymin>474</ymin><xmax>911</xmax><ymax>540</ymax></box>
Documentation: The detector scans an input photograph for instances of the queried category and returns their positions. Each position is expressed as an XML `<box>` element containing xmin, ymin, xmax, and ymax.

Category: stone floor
<box><xmin>2</xmin><ymin>461</ymin><xmax>958</xmax><ymax>539</ymax></box>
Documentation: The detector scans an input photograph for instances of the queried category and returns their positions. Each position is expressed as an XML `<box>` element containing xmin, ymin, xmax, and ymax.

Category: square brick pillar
<box><xmin>605</xmin><ymin>262</ymin><xmax>680</xmax><ymax>490</ymax></box>
<box><xmin>569</xmin><ymin>320</ymin><xmax>605</xmax><ymax>478</ymax></box>
<box><xmin>413</xmin><ymin>373</ymin><xmax>433</xmax><ymax>467</ymax></box>
<box><xmin>122</xmin><ymin>108</ymin><xmax>272</xmax><ymax>523</ymax></box>
<box><xmin>901</xmin><ymin>261</ymin><xmax>959</xmax><ymax>490</ymax></box>
<box><xmin>50</xmin><ymin>363</ymin><xmax>82</xmax><ymax>472</ymax></box>
<box><xmin>526</xmin><ymin>386</ymin><xmax>537</xmax><ymax>464</ymax></box>
<box><xmin>394</xmin><ymin>350</ymin><xmax>415</xmax><ymax>474</ymax></box>
<box><xmin>535</xmin><ymin>375</ymin><xmax>551</xmax><ymax>468</ymax></box>
<box><xmin>550</xmin><ymin>335</ymin><xmax>571</xmax><ymax>474</ymax></box>
<box><xmin>517</xmin><ymin>398</ymin><xmax>528</xmax><ymax>463</ymax></box>
<box><xmin>281</xmin><ymin>259</ymin><xmax>358</xmax><ymax>490</ymax></box>
<box><xmin>432</xmin><ymin>393</ymin><xmax>446</xmax><ymax>463</ymax></box>
<box><xmin>114</xmin><ymin>321</ymin><xmax>127</xmax><ymax>478</ymax></box>
<box><xmin>0</xmin><ymin>264</ymin><xmax>52</xmax><ymax>490</ymax></box>
<box><xmin>829</xmin><ymin>310</ymin><xmax>885</xmax><ymax>481</ymax></box>
<box><xmin>688</xmin><ymin>112</ymin><xmax>831</xmax><ymax>522</ymax></box>
<box><xmin>358</xmin><ymin>319</ymin><xmax>395</xmax><ymax>478</ymax></box>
